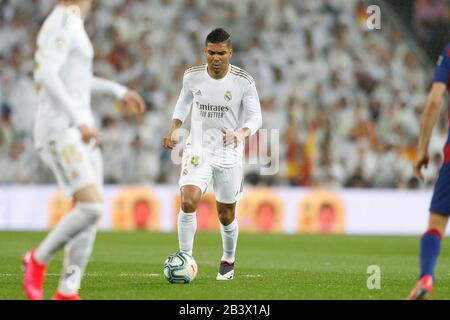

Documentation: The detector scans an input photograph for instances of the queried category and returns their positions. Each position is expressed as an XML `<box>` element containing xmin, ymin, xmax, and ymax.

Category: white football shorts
<box><xmin>179</xmin><ymin>151</ymin><xmax>244</xmax><ymax>204</ymax></box>
<box><xmin>38</xmin><ymin>128</ymin><xmax>103</xmax><ymax>197</ymax></box>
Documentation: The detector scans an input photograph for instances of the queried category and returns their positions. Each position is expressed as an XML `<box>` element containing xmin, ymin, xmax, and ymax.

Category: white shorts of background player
<box><xmin>38</xmin><ymin>128</ymin><xmax>103</xmax><ymax>198</ymax></box>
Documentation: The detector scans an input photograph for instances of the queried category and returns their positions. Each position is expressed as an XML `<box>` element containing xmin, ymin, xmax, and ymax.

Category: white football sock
<box><xmin>220</xmin><ymin>219</ymin><xmax>239</xmax><ymax>263</ymax></box>
<box><xmin>35</xmin><ymin>202</ymin><xmax>102</xmax><ymax>264</ymax></box>
<box><xmin>57</xmin><ymin>224</ymin><xmax>97</xmax><ymax>296</ymax></box>
<box><xmin>177</xmin><ymin>210</ymin><xmax>197</xmax><ymax>256</ymax></box>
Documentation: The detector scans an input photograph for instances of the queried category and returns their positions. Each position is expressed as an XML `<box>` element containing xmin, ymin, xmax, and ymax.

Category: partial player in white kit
<box><xmin>22</xmin><ymin>0</ymin><xmax>145</xmax><ymax>300</ymax></box>
<box><xmin>163</xmin><ymin>28</ymin><xmax>262</xmax><ymax>280</ymax></box>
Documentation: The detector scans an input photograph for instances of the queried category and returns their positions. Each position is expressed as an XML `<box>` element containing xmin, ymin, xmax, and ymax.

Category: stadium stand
<box><xmin>0</xmin><ymin>0</ymin><xmax>447</xmax><ymax>188</ymax></box>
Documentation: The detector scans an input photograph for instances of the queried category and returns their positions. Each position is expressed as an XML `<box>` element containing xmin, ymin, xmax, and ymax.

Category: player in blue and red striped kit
<box><xmin>408</xmin><ymin>43</ymin><xmax>450</xmax><ymax>300</ymax></box>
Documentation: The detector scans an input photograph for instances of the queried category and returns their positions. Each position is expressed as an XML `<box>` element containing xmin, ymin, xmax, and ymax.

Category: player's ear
<box><xmin>229</xmin><ymin>47</ymin><xmax>233</xmax><ymax>58</ymax></box>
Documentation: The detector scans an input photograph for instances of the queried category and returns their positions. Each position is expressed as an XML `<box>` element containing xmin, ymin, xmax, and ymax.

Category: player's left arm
<box><xmin>414</xmin><ymin>46</ymin><xmax>449</xmax><ymax>181</ymax></box>
<box><xmin>223</xmin><ymin>82</ymin><xmax>263</xmax><ymax>147</ymax></box>
<box><xmin>91</xmin><ymin>76</ymin><xmax>146</xmax><ymax>113</ymax></box>
<box><xmin>414</xmin><ymin>83</ymin><xmax>447</xmax><ymax>181</ymax></box>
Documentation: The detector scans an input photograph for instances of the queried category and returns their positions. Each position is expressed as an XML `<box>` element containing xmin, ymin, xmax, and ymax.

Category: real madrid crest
<box><xmin>224</xmin><ymin>91</ymin><xmax>232</xmax><ymax>102</ymax></box>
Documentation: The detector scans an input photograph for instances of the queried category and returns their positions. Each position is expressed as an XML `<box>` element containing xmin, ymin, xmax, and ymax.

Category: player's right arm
<box><xmin>414</xmin><ymin>46</ymin><xmax>449</xmax><ymax>181</ymax></box>
<box><xmin>163</xmin><ymin>74</ymin><xmax>193</xmax><ymax>150</ymax></box>
<box><xmin>35</xmin><ymin>26</ymin><xmax>98</xmax><ymax>144</ymax></box>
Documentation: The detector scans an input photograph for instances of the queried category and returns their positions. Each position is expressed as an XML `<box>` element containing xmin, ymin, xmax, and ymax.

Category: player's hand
<box><xmin>413</xmin><ymin>151</ymin><xmax>429</xmax><ymax>182</ymax></box>
<box><xmin>78</xmin><ymin>124</ymin><xmax>101</xmax><ymax>147</ymax></box>
<box><xmin>121</xmin><ymin>90</ymin><xmax>146</xmax><ymax>114</ymax></box>
<box><xmin>162</xmin><ymin>130</ymin><xmax>179</xmax><ymax>150</ymax></box>
<box><xmin>222</xmin><ymin>128</ymin><xmax>245</xmax><ymax>148</ymax></box>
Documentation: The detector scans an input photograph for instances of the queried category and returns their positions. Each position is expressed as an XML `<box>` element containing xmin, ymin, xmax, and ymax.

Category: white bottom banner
<box><xmin>0</xmin><ymin>185</ymin><xmax>437</xmax><ymax>235</ymax></box>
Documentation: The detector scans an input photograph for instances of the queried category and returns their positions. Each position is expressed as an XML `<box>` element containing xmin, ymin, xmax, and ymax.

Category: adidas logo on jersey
<box><xmin>195</xmin><ymin>90</ymin><xmax>202</xmax><ymax>96</ymax></box>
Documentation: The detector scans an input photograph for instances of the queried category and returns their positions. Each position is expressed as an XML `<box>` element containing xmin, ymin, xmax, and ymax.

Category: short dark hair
<box><xmin>205</xmin><ymin>28</ymin><xmax>232</xmax><ymax>47</ymax></box>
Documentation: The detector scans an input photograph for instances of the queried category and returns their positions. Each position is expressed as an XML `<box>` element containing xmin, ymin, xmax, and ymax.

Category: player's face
<box><xmin>61</xmin><ymin>0</ymin><xmax>92</xmax><ymax>18</ymax></box>
<box><xmin>79</xmin><ymin>0</ymin><xmax>93</xmax><ymax>14</ymax></box>
<box><xmin>204</xmin><ymin>42</ymin><xmax>233</xmax><ymax>77</ymax></box>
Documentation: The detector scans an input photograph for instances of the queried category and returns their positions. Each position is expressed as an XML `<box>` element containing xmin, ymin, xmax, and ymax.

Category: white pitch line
<box><xmin>0</xmin><ymin>273</ymin><xmax>160</xmax><ymax>278</ymax></box>
<box><xmin>119</xmin><ymin>273</ymin><xmax>160</xmax><ymax>277</ymax></box>
<box><xmin>0</xmin><ymin>273</ymin><xmax>63</xmax><ymax>277</ymax></box>
<box><xmin>3</xmin><ymin>273</ymin><xmax>258</xmax><ymax>278</ymax></box>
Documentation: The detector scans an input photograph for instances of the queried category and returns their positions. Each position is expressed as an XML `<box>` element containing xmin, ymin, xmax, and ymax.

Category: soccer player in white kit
<box><xmin>163</xmin><ymin>28</ymin><xmax>262</xmax><ymax>280</ymax></box>
<box><xmin>22</xmin><ymin>0</ymin><xmax>145</xmax><ymax>300</ymax></box>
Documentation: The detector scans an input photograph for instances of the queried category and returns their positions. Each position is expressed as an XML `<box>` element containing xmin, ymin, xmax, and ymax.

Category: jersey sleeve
<box><xmin>433</xmin><ymin>45</ymin><xmax>450</xmax><ymax>85</ymax></box>
<box><xmin>91</xmin><ymin>76</ymin><xmax>127</xmax><ymax>100</ymax></box>
<box><xmin>37</xmin><ymin>27</ymin><xmax>88</xmax><ymax>126</ymax></box>
<box><xmin>172</xmin><ymin>74</ymin><xmax>193</xmax><ymax>123</ymax></box>
<box><xmin>241</xmin><ymin>82</ymin><xmax>263</xmax><ymax>136</ymax></box>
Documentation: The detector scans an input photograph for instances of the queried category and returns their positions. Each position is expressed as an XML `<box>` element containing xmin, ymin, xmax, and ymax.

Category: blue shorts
<box><xmin>430</xmin><ymin>163</ymin><xmax>450</xmax><ymax>216</ymax></box>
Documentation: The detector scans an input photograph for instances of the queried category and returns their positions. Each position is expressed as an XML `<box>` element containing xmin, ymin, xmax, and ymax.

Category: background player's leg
<box><xmin>56</xmin><ymin>148</ymin><xmax>103</xmax><ymax>298</ymax></box>
<box><xmin>217</xmin><ymin>202</ymin><xmax>238</xmax><ymax>264</ymax></box>
<box><xmin>57</xmin><ymin>224</ymin><xmax>96</xmax><ymax>297</ymax></box>
<box><xmin>34</xmin><ymin>184</ymin><xmax>102</xmax><ymax>264</ymax></box>
<box><xmin>419</xmin><ymin>212</ymin><xmax>448</xmax><ymax>279</ymax></box>
<box><xmin>408</xmin><ymin>212</ymin><xmax>448</xmax><ymax>299</ymax></box>
<box><xmin>178</xmin><ymin>185</ymin><xmax>202</xmax><ymax>256</ymax></box>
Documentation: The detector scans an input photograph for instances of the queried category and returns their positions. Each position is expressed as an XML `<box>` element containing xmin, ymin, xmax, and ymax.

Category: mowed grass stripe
<box><xmin>0</xmin><ymin>232</ymin><xmax>449</xmax><ymax>300</ymax></box>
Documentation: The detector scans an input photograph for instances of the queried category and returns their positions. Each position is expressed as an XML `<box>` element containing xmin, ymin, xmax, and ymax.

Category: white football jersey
<box><xmin>34</xmin><ymin>5</ymin><xmax>126</xmax><ymax>147</ymax></box>
<box><xmin>172</xmin><ymin>64</ymin><xmax>263</xmax><ymax>168</ymax></box>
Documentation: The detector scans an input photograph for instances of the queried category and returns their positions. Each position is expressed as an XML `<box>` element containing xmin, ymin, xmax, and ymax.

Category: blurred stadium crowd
<box><xmin>0</xmin><ymin>0</ymin><xmax>447</xmax><ymax>188</ymax></box>
<box><xmin>413</xmin><ymin>0</ymin><xmax>449</xmax><ymax>59</ymax></box>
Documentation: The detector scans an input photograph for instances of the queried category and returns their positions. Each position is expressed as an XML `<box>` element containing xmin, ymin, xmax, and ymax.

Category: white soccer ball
<box><xmin>163</xmin><ymin>252</ymin><xmax>198</xmax><ymax>284</ymax></box>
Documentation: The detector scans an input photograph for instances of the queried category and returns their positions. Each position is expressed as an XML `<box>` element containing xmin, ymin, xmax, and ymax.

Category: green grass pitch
<box><xmin>1</xmin><ymin>231</ymin><xmax>449</xmax><ymax>300</ymax></box>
